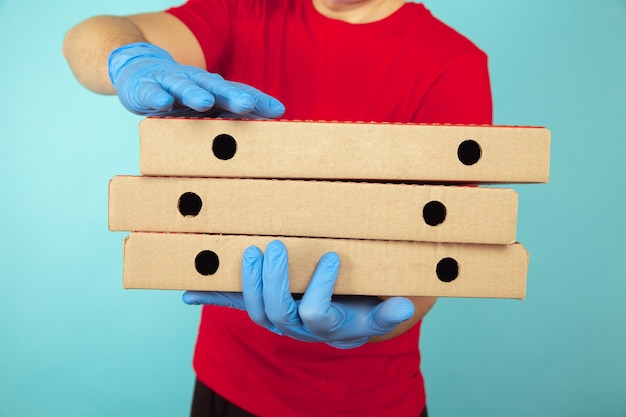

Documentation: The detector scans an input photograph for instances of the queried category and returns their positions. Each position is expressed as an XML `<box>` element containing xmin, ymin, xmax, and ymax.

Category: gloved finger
<box><xmin>230</xmin><ymin>82</ymin><xmax>286</xmax><ymax>118</ymax></box>
<box><xmin>157</xmin><ymin>71</ymin><xmax>217</xmax><ymax>112</ymax></box>
<box><xmin>327</xmin><ymin>336</ymin><xmax>371</xmax><ymax>350</ymax></box>
<box><xmin>122</xmin><ymin>79</ymin><xmax>175</xmax><ymax>114</ymax></box>
<box><xmin>368</xmin><ymin>297</ymin><xmax>415</xmax><ymax>334</ymax></box>
<box><xmin>298</xmin><ymin>252</ymin><xmax>343</xmax><ymax>334</ymax></box>
<box><xmin>215</xmin><ymin>111</ymin><xmax>274</xmax><ymax>120</ymax></box>
<box><xmin>190</xmin><ymin>73</ymin><xmax>255</xmax><ymax>114</ymax></box>
<box><xmin>182</xmin><ymin>291</ymin><xmax>246</xmax><ymax>310</ymax></box>
<box><xmin>324</xmin><ymin>296</ymin><xmax>411</xmax><ymax>350</ymax></box>
<box><xmin>242</xmin><ymin>245</ymin><xmax>277</xmax><ymax>331</ymax></box>
<box><xmin>261</xmin><ymin>240</ymin><xmax>302</xmax><ymax>332</ymax></box>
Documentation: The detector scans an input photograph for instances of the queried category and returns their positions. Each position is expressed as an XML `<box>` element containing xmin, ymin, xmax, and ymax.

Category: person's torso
<box><xmin>167</xmin><ymin>1</ymin><xmax>493</xmax><ymax>415</ymax></box>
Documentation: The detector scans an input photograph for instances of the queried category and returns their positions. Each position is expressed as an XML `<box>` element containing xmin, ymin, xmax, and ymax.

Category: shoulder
<box><xmin>168</xmin><ymin>0</ymin><xmax>289</xmax><ymax>16</ymax></box>
<box><xmin>222</xmin><ymin>0</ymin><xmax>292</xmax><ymax>16</ymax></box>
<box><xmin>399</xmin><ymin>3</ymin><xmax>487</xmax><ymax>59</ymax></box>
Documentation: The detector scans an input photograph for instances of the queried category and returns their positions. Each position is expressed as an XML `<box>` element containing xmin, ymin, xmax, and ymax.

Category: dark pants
<box><xmin>191</xmin><ymin>379</ymin><xmax>428</xmax><ymax>417</ymax></box>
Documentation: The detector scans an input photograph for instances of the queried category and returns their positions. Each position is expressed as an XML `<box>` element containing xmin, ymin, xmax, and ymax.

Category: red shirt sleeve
<box><xmin>166</xmin><ymin>0</ymin><xmax>233</xmax><ymax>73</ymax></box>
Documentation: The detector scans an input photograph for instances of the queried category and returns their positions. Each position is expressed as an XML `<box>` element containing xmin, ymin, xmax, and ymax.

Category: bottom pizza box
<box><xmin>122</xmin><ymin>233</ymin><xmax>529</xmax><ymax>299</ymax></box>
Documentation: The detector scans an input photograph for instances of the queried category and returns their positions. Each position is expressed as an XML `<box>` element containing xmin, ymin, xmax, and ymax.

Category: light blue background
<box><xmin>0</xmin><ymin>1</ymin><xmax>624</xmax><ymax>416</ymax></box>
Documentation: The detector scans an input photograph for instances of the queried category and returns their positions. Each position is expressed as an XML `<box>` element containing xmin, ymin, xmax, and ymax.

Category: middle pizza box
<box><xmin>109</xmin><ymin>175</ymin><xmax>518</xmax><ymax>245</ymax></box>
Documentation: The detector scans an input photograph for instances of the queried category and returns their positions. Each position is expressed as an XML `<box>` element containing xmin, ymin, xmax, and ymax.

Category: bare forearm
<box><xmin>62</xmin><ymin>15</ymin><xmax>147</xmax><ymax>95</ymax></box>
<box><xmin>369</xmin><ymin>296</ymin><xmax>437</xmax><ymax>343</ymax></box>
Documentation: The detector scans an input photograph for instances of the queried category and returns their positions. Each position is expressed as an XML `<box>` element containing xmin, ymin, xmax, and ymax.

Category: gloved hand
<box><xmin>183</xmin><ymin>240</ymin><xmax>415</xmax><ymax>349</ymax></box>
<box><xmin>108</xmin><ymin>42</ymin><xmax>285</xmax><ymax>117</ymax></box>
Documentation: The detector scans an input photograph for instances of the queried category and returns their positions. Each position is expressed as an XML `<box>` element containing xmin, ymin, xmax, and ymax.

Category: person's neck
<box><xmin>312</xmin><ymin>0</ymin><xmax>405</xmax><ymax>24</ymax></box>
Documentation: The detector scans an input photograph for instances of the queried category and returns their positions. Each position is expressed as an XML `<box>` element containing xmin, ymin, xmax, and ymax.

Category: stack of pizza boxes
<box><xmin>108</xmin><ymin>118</ymin><xmax>550</xmax><ymax>299</ymax></box>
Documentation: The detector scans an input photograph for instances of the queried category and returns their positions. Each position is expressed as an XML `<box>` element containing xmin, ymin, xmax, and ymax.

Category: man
<box><xmin>63</xmin><ymin>1</ymin><xmax>492</xmax><ymax>415</ymax></box>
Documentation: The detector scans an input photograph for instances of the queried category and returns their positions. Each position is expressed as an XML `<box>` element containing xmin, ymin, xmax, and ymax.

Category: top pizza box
<box><xmin>138</xmin><ymin>118</ymin><xmax>550</xmax><ymax>183</ymax></box>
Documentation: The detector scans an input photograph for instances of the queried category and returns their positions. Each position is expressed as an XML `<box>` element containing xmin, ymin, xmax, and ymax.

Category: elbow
<box><xmin>61</xmin><ymin>16</ymin><xmax>120</xmax><ymax>95</ymax></box>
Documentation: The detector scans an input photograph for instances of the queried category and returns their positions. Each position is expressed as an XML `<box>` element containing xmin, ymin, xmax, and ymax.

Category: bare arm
<box><xmin>62</xmin><ymin>13</ymin><xmax>204</xmax><ymax>95</ymax></box>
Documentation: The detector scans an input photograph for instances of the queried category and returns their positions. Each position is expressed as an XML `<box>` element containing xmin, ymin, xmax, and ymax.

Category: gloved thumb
<box><xmin>369</xmin><ymin>297</ymin><xmax>415</xmax><ymax>332</ymax></box>
<box><xmin>182</xmin><ymin>290</ymin><xmax>246</xmax><ymax>310</ymax></box>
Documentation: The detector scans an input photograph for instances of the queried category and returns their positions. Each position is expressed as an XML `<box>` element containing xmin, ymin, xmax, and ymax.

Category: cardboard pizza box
<box><xmin>109</xmin><ymin>176</ymin><xmax>519</xmax><ymax>244</ymax></box>
<box><xmin>122</xmin><ymin>233</ymin><xmax>528</xmax><ymax>299</ymax></box>
<box><xmin>138</xmin><ymin>118</ymin><xmax>550</xmax><ymax>183</ymax></box>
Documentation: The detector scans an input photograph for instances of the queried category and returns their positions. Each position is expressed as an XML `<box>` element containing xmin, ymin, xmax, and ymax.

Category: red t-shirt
<box><xmin>167</xmin><ymin>1</ymin><xmax>493</xmax><ymax>416</ymax></box>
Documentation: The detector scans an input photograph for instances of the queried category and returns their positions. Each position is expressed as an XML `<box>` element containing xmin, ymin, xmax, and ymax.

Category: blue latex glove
<box><xmin>183</xmin><ymin>240</ymin><xmax>415</xmax><ymax>349</ymax></box>
<box><xmin>108</xmin><ymin>42</ymin><xmax>285</xmax><ymax>117</ymax></box>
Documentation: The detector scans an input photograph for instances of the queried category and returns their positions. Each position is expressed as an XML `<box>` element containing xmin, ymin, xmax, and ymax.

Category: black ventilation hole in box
<box><xmin>178</xmin><ymin>192</ymin><xmax>203</xmax><ymax>217</ymax></box>
<box><xmin>436</xmin><ymin>257</ymin><xmax>459</xmax><ymax>282</ymax></box>
<box><xmin>457</xmin><ymin>139</ymin><xmax>482</xmax><ymax>166</ymax></box>
<box><xmin>423</xmin><ymin>200</ymin><xmax>447</xmax><ymax>226</ymax></box>
<box><xmin>195</xmin><ymin>250</ymin><xmax>220</xmax><ymax>276</ymax></box>
<box><xmin>212</xmin><ymin>133</ymin><xmax>237</xmax><ymax>160</ymax></box>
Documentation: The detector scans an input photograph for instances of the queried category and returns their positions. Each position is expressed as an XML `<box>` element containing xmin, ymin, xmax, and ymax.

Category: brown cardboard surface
<box><xmin>139</xmin><ymin>118</ymin><xmax>551</xmax><ymax>183</ymax></box>
<box><xmin>122</xmin><ymin>233</ymin><xmax>528</xmax><ymax>299</ymax></box>
<box><xmin>109</xmin><ymin>176</ymin><xmax>519</xmax><ymax>244</ymax></box>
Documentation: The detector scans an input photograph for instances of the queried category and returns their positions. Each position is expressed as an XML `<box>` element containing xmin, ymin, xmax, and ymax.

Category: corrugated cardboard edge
<box><xmin>122</xmin><ymin>233</ymin><xmax>528</xmax><ymax>299</ymax></box>
<box><xmin>109</xmin><ymin>176</ymin><xmax>519</xmax><ymax>244</ymax></box>
<box><xmin>139</xmin><ymin>118</ymin><xmax>551</xmax><ymax>184</ymax></box>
